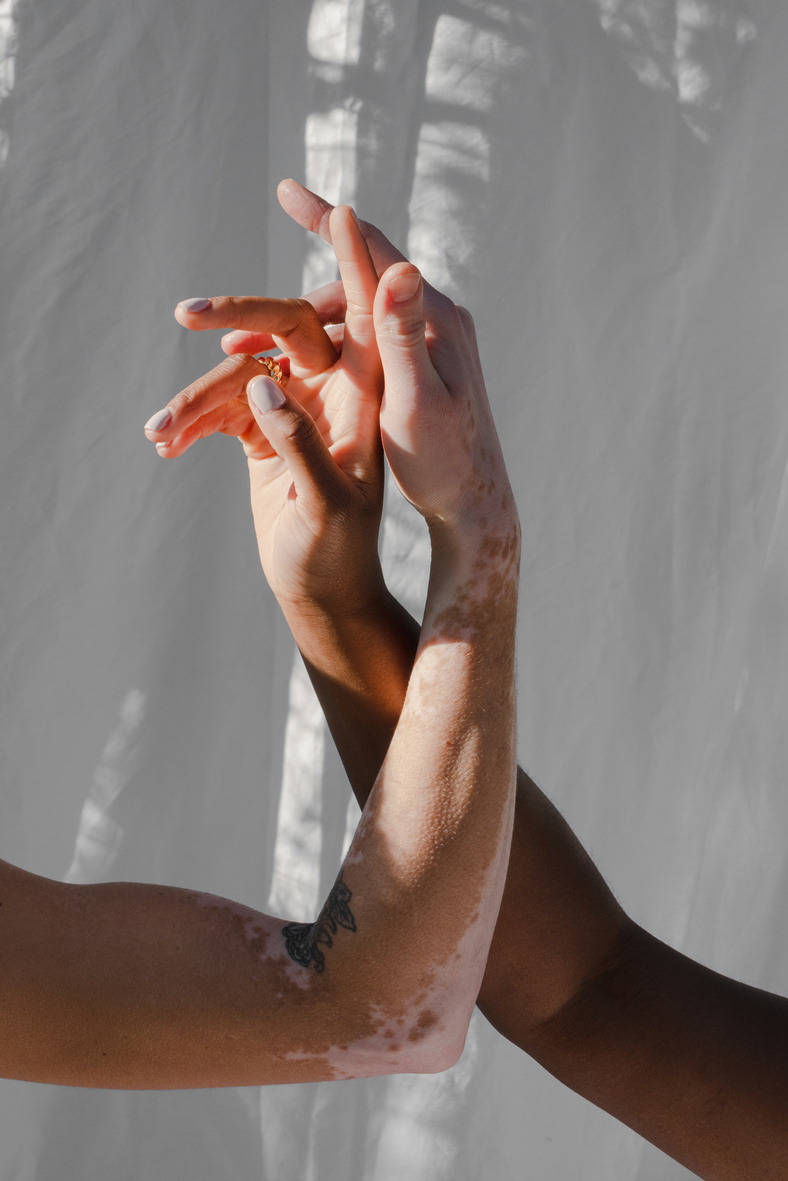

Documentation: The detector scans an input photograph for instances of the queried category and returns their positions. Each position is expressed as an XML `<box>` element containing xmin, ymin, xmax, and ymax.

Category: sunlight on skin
<box><xmin>188</xmin><ymin>888</ymin><xmax>479</xmax><ymax>1079</ymax></box>
<box><xmin>128</xmin><ymin>201</ymin><xmax>519</xmax><ymax>1094</ymax></box>
<box><xmin>265</xmin><ymin>511</ymin><xmax>518</xmax><ymax>1081</ymax></box>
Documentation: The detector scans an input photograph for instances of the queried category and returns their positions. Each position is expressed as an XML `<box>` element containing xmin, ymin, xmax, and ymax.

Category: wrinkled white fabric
<box><xmin>0</xmin><ymin>1</ymin><xmax>784</xmax><ymax>1178</ymax></box>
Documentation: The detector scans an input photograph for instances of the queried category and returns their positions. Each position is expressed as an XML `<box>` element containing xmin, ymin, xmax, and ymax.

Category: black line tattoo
<box><xmin>282</xmin><ymin>871</ymin><xmax>357</xmax><ymax>973</ymax></box>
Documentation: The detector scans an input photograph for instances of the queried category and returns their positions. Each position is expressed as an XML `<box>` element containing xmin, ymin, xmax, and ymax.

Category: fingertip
<box><xmin>384</xmin><ymin>263</ymin><xmax>422</xmax><ymax>305</ymax></box>
<box><xmin>248</xmin><ymin>375</ymin><xmax>287</xmax><ymax>414</ymax></box>
<box><xmin>278</xmin><ymin>179</ymin><xmax>333</xmax><ymax>242</ymax></box>
<box><xmin>329</xmin><ymin>203</ymin><xmax>359</xmax><ymax>246</ymax></box>
<box><xmin>144</xmin><ymin>407</ymin><xmax>173</xmax><ymax>435</ymax></box>
<box><xmin>176</xmin><ymin>298</ymin><xmax>212</xmax><ymax>317</ymax></box>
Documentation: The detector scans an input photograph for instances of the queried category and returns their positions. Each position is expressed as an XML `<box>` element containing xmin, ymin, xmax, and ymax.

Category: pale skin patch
<box><xmin>0</xmin><ymin>194</ymin><xmax>526</xmax><ymax>1092</ymax></box>
<box><xmin>188</xmin><ymin>880</ymin><xmax>466</xmax><ymax>1079</ymax></box>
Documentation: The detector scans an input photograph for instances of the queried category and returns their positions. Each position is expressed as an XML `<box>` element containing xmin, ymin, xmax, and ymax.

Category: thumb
<box><xmin>246</xmin><ymin>374</ymin><xmax>342</xmax><ymax>504</ymax></box>
<box><xmin>373</xmin><ymin>263</ymin><xmax>436</xmax><ymax>395</ymax></box>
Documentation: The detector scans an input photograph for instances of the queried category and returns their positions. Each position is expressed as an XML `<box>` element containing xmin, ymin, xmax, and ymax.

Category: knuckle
<box><xmin>345</xmin><ymin>294</ymin><xmax>370</xmax><ymax>320</ymax></box>
<box><xmin>175</xmin><ymin>354</ymin><xmax>254</xmax><ymax>410</ymax></box>
<box><xmin>382</xmin><ymin>316</ymin><xmax>425</xmax><ymax>348</ymax></box>
<box><xmin>213</xmin><ymin>295</ymin><xmax>240</xmax><ymax>324</ymax></box>
<box><xmin>279</xmin><ymin>298</ymin><xmax>318</xmax><ymax>338</ymax></box>
<box><xmin>223</xmin><ymin>351</ymin><xmax>256</xmax><ymax>375</ymax></box>
<box><xmin>173</xmin><ymin>385</ymin><xmax>200</xmax><ymax>412</ymax></box>
<box><xmin>279</xmin><ymin>407</ymin><xmax>317</xmax><ymax>449</ymax></box>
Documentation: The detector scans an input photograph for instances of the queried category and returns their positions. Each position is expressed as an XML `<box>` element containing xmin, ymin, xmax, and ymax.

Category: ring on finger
<box><xmin>261</xmin><ymin>355</ymin><xmax>286</xmax><ymax>386</ymax></box>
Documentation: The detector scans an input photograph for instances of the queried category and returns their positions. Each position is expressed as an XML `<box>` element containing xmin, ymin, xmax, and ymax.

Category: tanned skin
<box><xmin>166</xmin><ymin>180</ymin><xmax>788</xmax><ymax>1179</ymax></box>
<box><xmin>1</xmin><ymin>208</ymin><xmax>520</xmax><ymax>1092</ymax></box>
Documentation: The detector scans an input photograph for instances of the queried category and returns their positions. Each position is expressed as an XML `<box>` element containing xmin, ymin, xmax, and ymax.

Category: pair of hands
<box><xmin>143</xmin><ymin>180</ymin><xmax>514</xmax><ymax>615</ymax></box>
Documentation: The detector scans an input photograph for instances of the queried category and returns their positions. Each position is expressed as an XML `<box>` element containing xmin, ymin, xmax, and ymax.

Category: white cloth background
<box><xmin>0</xmin><ymin>0</ymin><xmax>785</xmax><ymax>1178</ymax></box>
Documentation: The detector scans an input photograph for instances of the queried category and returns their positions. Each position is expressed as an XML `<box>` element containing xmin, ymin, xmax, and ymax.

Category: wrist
<box><xmin>274</xmin><ymin>557</ymin><xmax>389</xmax><ymax>627</ymax></box>
<box><xmin>422</xmin><ymin>507</ymin><xmax>521</xmax><ymax>646</ymax></box>
<box><xmin>277</xmin><ymin>573</ymin><xmax>405</xmax><ymax>663</ymax></box>
<box><xmin>428</xmin><ymin>506</ymin><xmax>521</xmax><ymax>582</ymax></box>
<box><xmin>279</xmin><ymin>583</ymin><xmax>420</xmax><ymax>760</ymax></box>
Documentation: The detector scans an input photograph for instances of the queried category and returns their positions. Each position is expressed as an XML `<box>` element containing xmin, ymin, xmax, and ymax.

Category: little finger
<box><xmin>144</xmin><ymin>353</ymin><xmax>265</xmax><ymax>444</ymax></box>
<box><xmin>153</xmin><ymin>399</ymin><xmax>261</xmax><ymax>458</ymax></box>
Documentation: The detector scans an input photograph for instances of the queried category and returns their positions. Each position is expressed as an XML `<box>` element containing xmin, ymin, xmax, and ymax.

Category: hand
<box><xmin>143</xmin><ymin>207</ymin><xmax>386</xmax><ymax>616</ymax></box>
<box><xmin>279</xmin><ymin>181</ymin><xmax>518</xmax><ymax>543</ymax></box>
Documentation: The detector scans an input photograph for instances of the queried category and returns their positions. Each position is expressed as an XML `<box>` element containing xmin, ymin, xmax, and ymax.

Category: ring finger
<box><xmin>145</xmin><ymin>352</ymin><xmax>270</xmax><ymax>447</ymax></box>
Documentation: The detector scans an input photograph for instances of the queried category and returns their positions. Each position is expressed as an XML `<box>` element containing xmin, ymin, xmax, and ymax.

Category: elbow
<box><xmin>393</xmin><ymin>1006</ymin><xmax>472</xmax><ymax>1076</ymax></box>
<box><xmin>415</xmin><ymin>1029</ymin><xmax>467</xmax><ymax>1075</ymax></box>
<box><xmin>343</xmin><ymin>1005</ymin><xmax>472</xmax><ymax>1079</ymax></box>
<box><xmin>524</xmin><ymin>919</ymin><xmax>650</xmax><ymax>1062</ymax></box>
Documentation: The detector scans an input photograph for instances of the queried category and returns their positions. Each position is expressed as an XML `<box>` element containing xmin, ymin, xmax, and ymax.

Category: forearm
<box><xmin>285</xmin><ymin>588</ymin><xmax>788</xmax><ymax>1178</ymax></box>
<box><xmin>281</xmin><ymin>586</ymin><xmax>419</xmax><ymax>798</ymax></box>
<box><xmin>272</xmin><ymin>181</ymin><xmax>788</xmax><ymax>1176</ymax></box>
<box><xmin>0</xmin><ymin>544</ymin><xmax>513</xmax><ymax>1092</ymax></box>
<box><xmin>285</xmin><ymin>580</ymin><xmax>629</xmax><ymax>1030</ymax></box>
<box><xmin>0</xmin><ymin>552</ymin><xmax>516</xmax><ymax>1091</ymax></box>
<box><xmin>527</xmin><ymin>925</ymin><xmax>788</xmax><ymax>1180</ymax></box>
<box><xmin>323</xmin><ymin>522</ymin><xmax>520</xmax><ymax>1069</ymax></box>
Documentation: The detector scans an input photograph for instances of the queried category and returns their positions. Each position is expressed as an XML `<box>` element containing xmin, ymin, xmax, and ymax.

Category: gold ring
<box><xmin>261</xmin><ymin>356</ymin><xmax>285</xmax><ymax>385</ymax></box>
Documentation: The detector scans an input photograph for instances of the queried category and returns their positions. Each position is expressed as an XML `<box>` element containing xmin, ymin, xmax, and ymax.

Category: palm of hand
<box><xmin>146</xmin><ymin>206</ymin><xmax>386</xmax><ymax>613</ymax></box>
<box><xmin>244</xmin><ymin>352</ymin><xmax>385</xmax><ymax>612</ymax></box>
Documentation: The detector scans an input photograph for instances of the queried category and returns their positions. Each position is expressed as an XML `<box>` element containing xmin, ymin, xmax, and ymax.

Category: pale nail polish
<box><xmin>177</xmin><ymin>297</ymin><xmax>212</xmax><ymax>314</ymax></box>
<box><xmin>249</xmin><ymin>376</ymin><xmax>286</xmax><ymax>413</ymax></box>
<box><xmin>145</xmin><ymin>407</ymin><xmax>172</xmax><ymax>433</ymax></box>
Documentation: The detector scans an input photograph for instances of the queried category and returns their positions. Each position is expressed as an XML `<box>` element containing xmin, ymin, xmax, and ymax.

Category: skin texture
<box><xmin>0</xmin><ymin>209</ymin><xmax>520</xmax><ymax>1091</ymax></box>
<box><xmin>152</xmin><ymin>181</ymin><xmax>788</xmax><ymax>1178</ymax></box>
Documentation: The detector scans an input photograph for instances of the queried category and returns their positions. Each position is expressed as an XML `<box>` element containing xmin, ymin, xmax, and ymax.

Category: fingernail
<box><xmin>177</xmin><ymin>297</ymin><xmax>212</xmax><ymax>314</ymax></box>
<box><xmin>155</xmin><ymin>442</ymin><xmax>169</xmax><ymax>455</ymax></box>
<box><xmin>388</xmin><ymin>271</ymin><xmax>421</xmax><ymax>303</ymax></box>
<box><xmin>249</xmin><ymin>375</ymin><xmax>287</xmax><ymax>413</ymax></box>
<box><xmin>144</xmin><ymin>407</ymin><xmax>172</xmax><ymax>433</ymax></box>
<box><xmin>350</xmin><ymin>207</ymin><xmax>360</xmax><ymax>226</ymax></box>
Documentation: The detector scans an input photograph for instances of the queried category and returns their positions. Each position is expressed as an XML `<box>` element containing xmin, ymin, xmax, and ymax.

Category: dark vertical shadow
<box><xmin>353</xmin><ymin>0</ymin><xmax>440</xmax><ymax>253</ymax></box>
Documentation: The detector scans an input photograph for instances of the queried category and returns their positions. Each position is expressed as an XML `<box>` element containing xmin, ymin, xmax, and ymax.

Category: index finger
<box><xmin>174</xmin><ymin>295</ymin><xmax>338</xmax><ymax>378</ymax></box>
<box><xmin>277</xmin><ymin>179</ymin><xmax>407</xmax><ymax>275</ymax></box>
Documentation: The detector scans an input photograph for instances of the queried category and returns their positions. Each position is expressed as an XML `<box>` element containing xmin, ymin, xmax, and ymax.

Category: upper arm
<box><xmin>0</xmin><ymin>859</ymin><xmax>460</xmax><ymax>1089</ymax></box>
<box><xmin>527</xmin><ymin>924</ymin><xmax>788</xmax><ymax>1181</ymax></box>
